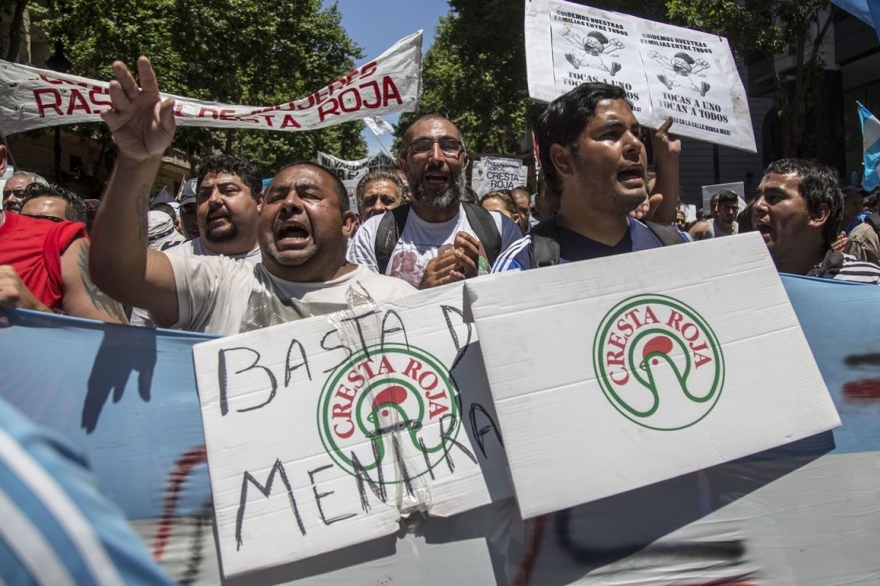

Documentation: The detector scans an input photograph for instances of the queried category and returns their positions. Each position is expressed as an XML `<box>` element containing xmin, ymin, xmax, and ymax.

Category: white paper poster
<box><xmin>526</xmin><ymin>0</ymin><xmax>756</xmax><ymax>152</ymax></box>
<box><xmin>471</xmin><ymin>157</ymin><xmax>528</xmax><ymax>196</ymax></box>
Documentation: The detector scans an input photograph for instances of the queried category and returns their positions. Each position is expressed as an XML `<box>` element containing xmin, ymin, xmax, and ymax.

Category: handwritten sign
<box><xmin>525</xmin><ymin>0</ymin><xmax>756</xmax><ymax>152</ymax></box>
<box><xmin>464</xmin><ymin>233</ymin><xmax>840</xmax><ymax>519</ymax></box>
<box><xmin>192</xmin><ymin>284</ymin><xmax>511</xmax><ymax>577</ymax></box>
<box><xmin>0</xmin><ymin>32</ymin><xmax>422</xmax><ymax>135</ymax></box>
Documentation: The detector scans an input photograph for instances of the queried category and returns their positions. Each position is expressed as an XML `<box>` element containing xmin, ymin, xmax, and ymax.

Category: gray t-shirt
<box><xmin>162</xmin><ymin>256</ymin><xmax>417</xmax><ymax>336</ymax></box>
<box><xmin>129</xmin><ymin>238</ymin><xmax>261</xmax><ymax>327</ymax></box>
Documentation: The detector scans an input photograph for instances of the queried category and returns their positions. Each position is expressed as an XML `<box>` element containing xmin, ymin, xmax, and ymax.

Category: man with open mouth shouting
<box><xmin>492</xmin><ymin>82</ymin><xmax>685</xmax><ymax>273</ymax></box>
<box><xmin>347</xmin><ymin>114</ymin><xmax>523</xmax><ymax>289</ymax></box>
<box><xmin>89</xmin><ymin>57</ymin><xmax>416</xmax><ymax>336</ymax></box>
<box><xmin>752</xmin><ymin>159</ymin><xmax>880</xmax><ymax>284</ymax></box>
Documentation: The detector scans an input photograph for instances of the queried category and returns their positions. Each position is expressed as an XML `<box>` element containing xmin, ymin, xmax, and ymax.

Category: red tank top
<box><xmin>0</xmin><ymin>212</ymin><xmax>87</xmax><ymax>310</ymax></box>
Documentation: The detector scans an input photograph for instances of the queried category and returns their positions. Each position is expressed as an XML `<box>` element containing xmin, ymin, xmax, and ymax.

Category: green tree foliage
<box><xmin>31</xmin><ymin>0</ymin><xmax>367</xmax><ymax>174</ymax></box>
<box><xmin>666</xmin><ymin>0</ymin><xmax>835</xmax><ymax>158</ymax></box>
<box><xmin>394</xmin><ymin>0</ymin><xmax>669</xmax><ymax>157</ymax></box>
<box><xmin>396</xmin><ymin>1</ymin><xmax>540</xmax><ymax>156</ymax></box>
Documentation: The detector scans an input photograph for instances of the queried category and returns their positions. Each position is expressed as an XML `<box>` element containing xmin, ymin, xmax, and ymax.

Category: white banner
<box><xmin>525</xmin><ymin>0</ymin><xmax>756</xmax><ymax>152</ymax></box>
<box><xmin>0</xmin><ymin>32</ymin><xmax>423</xmax><ymax>135</ymax></box>
<box><xmin>471</xmin><ymin>157</ymin><xmax>528</xmax><ymax>196</ymax></box>
<box><xmin>316</xmin><ymin>151</ymin><xmax>397</xmax><ymax>210</ymax></box>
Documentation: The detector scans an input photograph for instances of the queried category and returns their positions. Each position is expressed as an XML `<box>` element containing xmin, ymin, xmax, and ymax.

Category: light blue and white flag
<box><xmin>858</xmin><ymin>101</ymin><xmax>880</xmax><ymax>190</ymax></box>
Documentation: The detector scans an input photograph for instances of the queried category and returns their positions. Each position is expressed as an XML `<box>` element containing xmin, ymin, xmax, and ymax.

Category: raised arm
<box><xmin>647</xmin><ymin>117</ymin><xmax>681</xmax><ymax>225</ymax></box>
<box><xmin>89</xmin><ymin>57</ymin><xmax>180</xmax><ymax>325</ymax></box>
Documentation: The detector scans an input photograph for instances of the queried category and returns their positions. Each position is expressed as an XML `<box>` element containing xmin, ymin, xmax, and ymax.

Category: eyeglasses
<box><xmin>2</xmin><ymin>188</ymin><xmax>26</xmax><ymax>199</ymax></box>
<box><xmin>23</xmin><ymin>214</ymin><xmax>65</xmax><ymax>223</ymax></box>
<box><xmin>404</xmin><ymin>138</ymin><xmax>464</xmax><ymax>157</ymax></box>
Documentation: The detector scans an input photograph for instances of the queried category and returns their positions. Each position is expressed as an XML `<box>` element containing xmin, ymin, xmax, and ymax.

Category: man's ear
<box><xmin>462</xmin><ymin>152</ymin><xmax>469</xmax><ymax>172</ymax></box>
<box><xmin>398</xmin><ymin>156</ymin><xmax>407</xmax><ymax>173</ymax></box>
<box><xmin>809</xmin><ymin>202</ymin><xmax>831</xmax><ymax>229</ymax></box>
<box><xmin>549</xmin><ymin>143</ymin><xmax>574</xmax><ymax>180</ymax></box>
<box><xmin>341</xmin><ymin>209</ymin><xmax>357</xmax><ymax>239</ymax></box>
<box><xmin>255</xmin><ymin>191</ymin><xmax>263</xmax><ymax>213</ymax></box>
<box><xmin>0</xmin><ymin>145</ymin><xmax>7</xmax><ymax>177</ymax></box>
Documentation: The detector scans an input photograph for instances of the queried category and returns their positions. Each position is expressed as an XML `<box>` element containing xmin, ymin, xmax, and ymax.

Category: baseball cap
<box><xmin>179</xmin><ymin>178</ymin><xmax>198</xmax><ymax>206</ymax></box>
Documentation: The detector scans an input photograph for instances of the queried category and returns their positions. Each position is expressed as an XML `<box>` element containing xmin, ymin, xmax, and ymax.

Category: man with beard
<box><xmin>90</xmin><ymin>57</ymin><xmax>415</xmax><ymax>335</ymax></box>
<box><xmin>129</xmin><ymin>155</ymin><xmax>262</xmax><ymax>326</ymax></box>
<box><xmin>492</xmin><ymin>82</ymin><xmax>684</xmax><ymax>272</ymax></box>
<box><xmin>348</xmin><ymin>114</ymin><xmax>522</xmax><ymax>289</ymax></box>
<box><xmin>688</xmin><ymin>189</ymin><xmax>738</xmax><ymax>240</ymax></box>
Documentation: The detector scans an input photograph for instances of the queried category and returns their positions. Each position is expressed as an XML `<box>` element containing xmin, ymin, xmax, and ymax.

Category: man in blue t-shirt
<box><xmin>493</xmin><ymin>83</ymin><xmax>683</xmax><ymax>272</ymax></box>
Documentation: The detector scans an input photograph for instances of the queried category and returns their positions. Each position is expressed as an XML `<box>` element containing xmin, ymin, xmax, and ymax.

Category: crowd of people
<box><xmin>3</xmin><ymin>56</ymin><xmax>880</xmax><ymax>333</ymax></box>
<box><xmin>3</xmin><ymin>53</ymin><xmax>880</xmax><ymax>584</ymax></box>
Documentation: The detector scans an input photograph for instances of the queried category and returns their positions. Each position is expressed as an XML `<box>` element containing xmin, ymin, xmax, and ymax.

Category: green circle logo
<box><xmin>593</xmin><ymin>294</ymin><xmax>724</xmax><ymax>430</ymax></box>
<box><xmin>317</xmin><ymin>343</ymin><xmax>460</xmax><ymax>482</ymax></box>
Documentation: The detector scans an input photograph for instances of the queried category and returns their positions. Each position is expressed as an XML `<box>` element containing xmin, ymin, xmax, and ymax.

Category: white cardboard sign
<box><xmin>464</xmin><ymin>233</ymin><xmax>840</xmax><ymax>519</ymax></box>
<box><xmin>192</xmin><ymin>284</ymin><xmax>511</xmax><ymax>577</ymax></box>
<box><xmin>525</xmin><ymin>0</ymin><xmax>756</xmax><ymax>152</ymax></box>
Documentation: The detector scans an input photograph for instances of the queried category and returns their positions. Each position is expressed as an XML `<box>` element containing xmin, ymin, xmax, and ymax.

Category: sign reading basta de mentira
<box><xmin>525</xmin><ymin>0</ymin><xmax>756</xmax><ymax>152</ymax></box>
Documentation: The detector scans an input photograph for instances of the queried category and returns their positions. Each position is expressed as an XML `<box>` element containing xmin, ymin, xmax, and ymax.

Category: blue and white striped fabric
<box><xmin>0</xmin><ymin>397</ymin><xmax>173</xmax><ymax>586</ymax></box>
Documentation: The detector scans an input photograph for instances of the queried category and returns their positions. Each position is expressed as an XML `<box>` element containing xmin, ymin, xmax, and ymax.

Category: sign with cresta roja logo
<box><xmin>318</xmin><ymin>343</ymin><xmax>461</xmax><ymax>482</ymax></box>
<box><xmin>593</xmin><ymin>294</ymin><xmax>724</xmax><ymax>430</ymax></box>
<box><xmin>192</xmin><ymin>285</ymin><xmax>511</xmax><ymax>577</ymax></box>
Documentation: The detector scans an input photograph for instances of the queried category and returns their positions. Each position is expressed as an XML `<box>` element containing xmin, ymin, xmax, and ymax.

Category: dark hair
<box><xmin>196</xmin><ymin>154</ymin><xmax>262</xmax><ymax>201</ymax></box>
<box><xmin>19</xmin><ymin>183</ymin><xmax>87</xmax><ymax>223</ymax></box>
<box><xmin>762</xmin><ymin>159</ymin><xmax>842</xmax><ymax>248</ymax></box>
<box><xmin>150</xmin><ymin>202</ymin><xmax>177</xmax><ymax>220</ymax></box>
<box><xmin>509</xmin><ymin>186</ymin><xmax>530</xmax><ymax>202</ymax></box>
<box><xmin>269</xmin><ymin>160</ymin><xmax>350</xmax><ymax>212</ymax></box>
<box><xmin>715</xmin><ymin>190</ymin><xmax>739</xmax><ymax>206</ymax></box>
<box><xmin>536</xmin><ymin>82</ymin><xmax>631</xmax><ymax>194</ymax></box>
<box><xmin>356</xmin><ymin>170</ymin><xmax>404</xmax><ymax>206</ymax></box>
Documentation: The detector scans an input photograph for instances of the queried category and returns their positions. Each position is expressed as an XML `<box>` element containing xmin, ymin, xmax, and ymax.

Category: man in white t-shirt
<box><xmin>130</xmin><ymin>155</ymin><xmax>262</xmax><ymax>326</ymax></box>
<box><xmin>89</xmin><ymin>57</ymin><xmax>415</xmax><ymax>336</ymax></box>
<box><xmin>348</xmin><ymin>114</ymin><xmax>522</xmax><ymax>289</ymax></box>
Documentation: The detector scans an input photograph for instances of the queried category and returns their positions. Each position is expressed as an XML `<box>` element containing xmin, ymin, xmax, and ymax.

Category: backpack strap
<box><xmin>529</xmin><ymin>216</ymin><xmax>561</xmax><ymax>267</ymax></box>
<box><xmin>646</xmin><ymin>221</ymin><xmax>686</xmax><ymax>246</ymax></box>
<box><xmin>375</xmin><ymin>204</ymin><xmax>412</xmax><ymax>275</ymax></box>
<box><xmin>462</xmin><ymin>202</ymin><xmax>502</xmax><ymax>265</ymax></box>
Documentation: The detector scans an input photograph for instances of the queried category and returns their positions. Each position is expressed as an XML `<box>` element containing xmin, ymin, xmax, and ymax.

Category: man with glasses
<box><xmin>348</xmin><ymin>114</ymin><xmax>522</xmax><ymax>289</ymax></box>
<box><xmin>2</xmin><ymin>170</ymin><xmax>49</xmax><ymax>213</ymax></box>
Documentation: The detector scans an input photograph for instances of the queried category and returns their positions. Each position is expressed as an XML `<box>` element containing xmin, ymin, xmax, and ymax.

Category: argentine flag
<box><xmin>859</xmin><ymin>102</ymin><xmax>880</xmax><ymax>191</ymax></box>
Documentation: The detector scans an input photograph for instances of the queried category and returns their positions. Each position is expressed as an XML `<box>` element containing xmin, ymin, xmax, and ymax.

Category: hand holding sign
<box><xmin>101</xmin><ymin>57</ymin><xmax>176</xmax><ymax>162</ymax></box>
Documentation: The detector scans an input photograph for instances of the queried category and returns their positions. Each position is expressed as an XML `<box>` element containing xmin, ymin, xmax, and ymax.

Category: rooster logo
<box><xmin>318</xmin><ymin>344</ymin><xmax>460</xmax><ymax>481</ymax></box>
<box><xmin>594</xmin><ymin>295</ymin><xmax>724</xmax><ymax>430</ymax></box>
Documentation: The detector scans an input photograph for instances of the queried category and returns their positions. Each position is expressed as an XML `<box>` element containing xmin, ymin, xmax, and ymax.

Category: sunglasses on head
<box><xmin>23</xmin><ymin>214</ymin><xmax>65</xmax><ymax>223</ymax></box>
